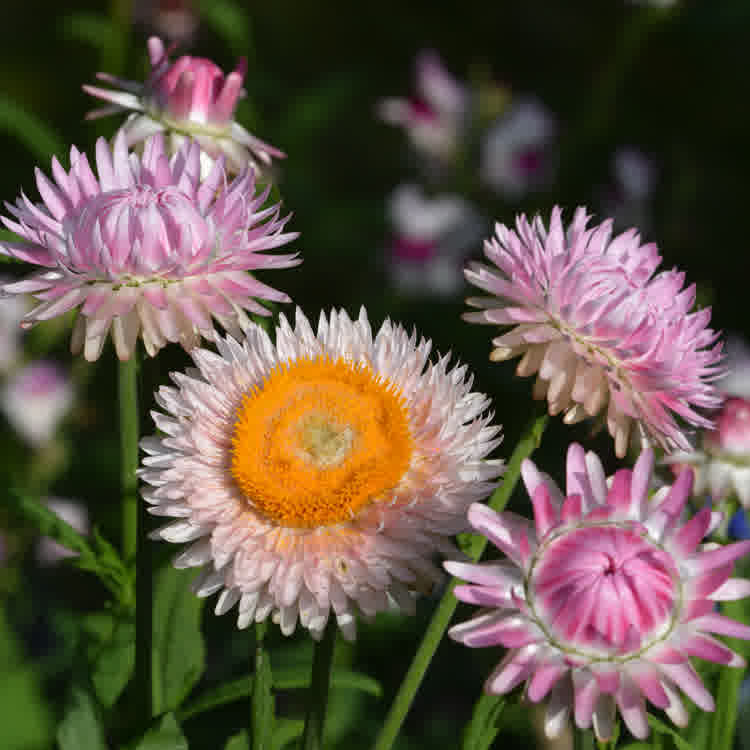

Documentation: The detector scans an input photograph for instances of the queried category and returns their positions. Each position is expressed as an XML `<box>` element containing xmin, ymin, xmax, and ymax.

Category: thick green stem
<box><xmin>301</xmin><ymin>621</ymin><xmax>337</xmax><ymax>750</ymax></box>
<box><xmin>119</xmin><ymin>356</ymin><xmax>151</xmax><ymax>726</ymax></box>
<box><xmin>251</xmin><ymin>621</ymin><xmax>274</xmax><ymax>750</ymax></box>
<box><xmin>372</xmin><ymin>406</ymin><xmax>549</xmax><ymax>750</ymax></box>
<box><xmin>574</xmin><ymin>728</ymin><xmax>594</xmax><ymax>750</ymax></box>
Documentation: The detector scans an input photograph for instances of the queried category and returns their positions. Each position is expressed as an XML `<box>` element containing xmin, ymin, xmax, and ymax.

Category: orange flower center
<box><xmin>231</xmin><ymin>356</ymin><xmax>414</xmax><ymax>528</ymax></box>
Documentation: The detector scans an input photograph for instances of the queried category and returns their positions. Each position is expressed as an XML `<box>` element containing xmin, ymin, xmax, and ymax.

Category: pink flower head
<box><xmin>378</xmin><ymin>51</ymin><xmax>467</xmax><ymax>163</ymax></box>
<box><xmin>465</xmin><ymin>207</ymin><xmax>723</xmax><ymax>456</ymax></box>
<box><xmin>447</xmin><ymin>444</ymin><xmax>750</xmax><ymax>741</ymax></box>
<box><xmin>1</xmin><ymin>360</ymin><xmax>73</xmax><ymax>444</ymax></box>
<box><xmin>0</xmin><ymin>132</ymin><xmax>299</xmax><ymax>361</ymax></box>
<box><xmin>668</xmin><ymin>396</ymin><xmax>750</xmax><ymax>507</ymax></box>
<box><xmin>141</xmin><ymin>308</ymin><xmax>503</xmax><ymax>639</ymax></box>
<box><xmin>84</xmin><ymin>37</ymin><xmax>284</xmax><ymax>176</ymax></box>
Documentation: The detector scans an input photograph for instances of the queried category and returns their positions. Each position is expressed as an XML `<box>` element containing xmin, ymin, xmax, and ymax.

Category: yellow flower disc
<box><xmin>231</xmin><ymin>356</ymin><xmax>414</xmax><ymax>528</ymax></box>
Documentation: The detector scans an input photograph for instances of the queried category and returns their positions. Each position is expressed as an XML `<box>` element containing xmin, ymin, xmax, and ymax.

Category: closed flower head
<box><xmin>0</xmin><ymin>132</ymin><xmax>299</xmax><ymax>361</ymax></box>
<box><xmin>84</xmin><ymin>36</ymin><xmax>285</xmax><ymax>176</ymax></box>
<box><xmin>140</xmin><ymin>308</ymin><xmax>503</xmax><ymax>639</ymax></box>
<box><xmin>465</xmin><ymin>206</ymin><xmax>723</xmax><ymax>456</ymax></box>
<box><xmin>447</xmin><ymin>444</ymin><xmax>750</xmax><ymax>740</ymax></box>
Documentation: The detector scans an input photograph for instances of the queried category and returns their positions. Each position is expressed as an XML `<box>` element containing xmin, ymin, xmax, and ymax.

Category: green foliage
<box><xmin>133</xmin><ymin>713</ymin><xmax>188</xmax><ymax>750</ymax></box>
<box><xmin>0</xmin><ymin>610</ymin><xmax>53</xmax><ymax>750</ymax></box>
<box><xmin>225</xmin><ymin>730</ymin><xmax>250</xmax><ymax>750</ymax></box>
<box><xmin>57</xmin><ymin>684</ymin><xmax>107</xmax><ymax>750</ymax></box>
<box><xmin>0</xmin><ymin>95</ymin><xmax>65</xmax><ymax>162</ymax></box>
<box><xmin>196</xmin><ymin>0</ymin><xmax>253</xmax><ymax>58</ymax></box>
<box><xmin>647</xmin><ymin>715</ymin><xmax>694</xmax><ymax>750</ymax></box>
<box><xmin>273</xmin><ymin>719</ymin><xmax>304</xmax><ymax>749</ymax></box>
<box><xmin>461</xmin><ymin>693</ymin><xmax>506</xmax><ymax>750</ymax></box>
<box><xmin>90</xmin><ymin>618</ymin><xmax>135</xmax><ymax>708</ymax></box>
<box><xmin>151</xmin><ymin>566</ymin><xmax>206</xmax><ymax>715</ymax></box>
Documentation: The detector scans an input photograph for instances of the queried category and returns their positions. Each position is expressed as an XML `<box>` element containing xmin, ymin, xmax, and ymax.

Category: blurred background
<box><xmin>1</xmin><ymin>0</ymin><xmax>749</xmax><ymax>748</ymax></box>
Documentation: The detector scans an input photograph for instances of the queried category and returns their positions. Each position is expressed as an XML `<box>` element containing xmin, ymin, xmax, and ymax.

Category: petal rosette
<box><xmin>465</xmin><ymin>207</ymin><xmax>723</xmax><ymax>456</ymax></box>
<box><xmin>140</xmin><ymin>307</ymin><xmax>504</xmax><ymax>639</ymax></box>
<box><xmin>84</xmin><ymin>36</ymin><xmax>284</xmax><ymax>176</ymax></box>
<box><xmin>447</xmin><ymin>444</ymin><xmax>750</xmax><ymax>741</ymax></box>
<box><xmin>0</xmin><ymin>132</ymin><xmax>299</xmax><ymax>361</ymax></box>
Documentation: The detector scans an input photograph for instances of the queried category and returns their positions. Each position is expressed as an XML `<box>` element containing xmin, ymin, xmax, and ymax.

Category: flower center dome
<box><xmin>529</xmin><ymin>524</ymin><xmax>679</xmax><ymax>658</ymax></box>
<box><xmin>231</xmin><ymin>356</ymin><xmax>414</xmax><ymax>528</ymax></box>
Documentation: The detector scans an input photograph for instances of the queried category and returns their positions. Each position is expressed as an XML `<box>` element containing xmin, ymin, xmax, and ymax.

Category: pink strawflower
<box><xmin>0</xmin><ymin>132</ymin><xmax>299</xmax><ymax>361</ymax></box>
<box><xmin>378</xmin><ymin>50</ymin><xmax>468</xmax><ymax>164</ymax></box>
<box><xmin>140</xmin><ymin>307</ymin><xmax>503</xmax><ymax>639</ymax></box>
<box><xmin>465</xmin><ymin>207</ymin><xmax>723</xmax><ymax>457</ymax></box>
<box><xmin>84</xmin><ymin>36</ymin><xmax>284</xmax><ymax>176</ymax></box>
<box><xmin>1</xmin><ymin>360</ymin><xmax>73</xmax><ymax>444</ymax></box>
<box><xmin>668</xmin><ymin>397</ymin><xmax>750</xmax><ymax>507</ymax></box>
<box><xmin>448</xmin><ymin>444</ymin><xmax>750</xmax><ymax>741</ymax></box>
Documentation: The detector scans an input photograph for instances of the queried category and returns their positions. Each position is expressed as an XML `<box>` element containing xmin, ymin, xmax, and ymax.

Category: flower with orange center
<box><xmin>141</xmin><ymin>308</ymin><xmax>503</xmax><ymax>639</ymax></box>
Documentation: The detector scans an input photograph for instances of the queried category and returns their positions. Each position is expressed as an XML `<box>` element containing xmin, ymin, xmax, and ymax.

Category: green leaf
<box><xmin>57</xmin><ymin>685</ymin><xmax>107</xmax><ymax>750</ymax></box>
<box><xmin>461</xmin><ymin>693</ymin><xmax>506</xmax><ymax>750</ymax></box>
<box><xmin>619</xmin><ymin>744</ymin><xmax>652</xmax><ymax>750</ymax></box>
<box><xmin>0</xmin><ymin>609</ymin><xmax>53</xmax><ymax>749</ymax></box>
<box><xmin>273</xmin><ymin>719</ymin><xmax>304</xmax><ymax>750</ymax></box>
<box><xmin>225</xmin><ymin>730</ymin><xmax>250</xmax><ymax>750</ymax></box>
<box><xmin>179</xmin><ymin>668</ymin><xmax>382</xmax><ymax>721</ymax></box>
<box><xmin>133</xmin><ymin>713</ymin><xmax>188</xmax><ymax>750</ymax></box>
<box><xmin>647</xmin><ymin>714</ymin><xmax>694</xmax><ymax>750</ymax></box>
<box><xmin>0</xmin><ymin>95</ymin><xmax>65</xmax><ymax>162</ymax></box>
<box><xmin>90</xmin><ymin>619</ymin><xmax>135</xmax><ymax>708</ymax></box>
<box><xmin>152</xmin><ymin>567</ymin><xmax>205</xmax><ymax>715</ymax></box>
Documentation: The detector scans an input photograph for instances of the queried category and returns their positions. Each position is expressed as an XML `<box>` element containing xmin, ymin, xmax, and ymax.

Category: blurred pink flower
<box><xmin>448</xmin><ymin>444</ymin><xmax>750</xmax><ymax>741</ymax></box>
<box><xmin>0</xmin><ymin>276</ymin><xmax>28</xmax><ymax>372</ymax></box>
<box><xmin>37</xmin><ymin>498</ymin><xmax>89</xmax><ymax>566</ymax></box>
<box><xmin>464</xmin><ymin>206</ymin><xmax>723</xmax><ymax>456</ymax></box>
<box><xmin>1</xmin><ymin>361</ymin><xmax>73</xmax><ymax>444</ymax></box>
<box><xmin>84</xmin><ymin>37</ymin><xmax>284</xmax><ymax>176</ymax></box>
<box><xmin>378</xmin><ymin>51</ymin><xmax>468</xmax><ymax>164</ymax></box>
<box><xmin>134</xmin><ymin>0</ymin><xmax>199</xmax><ymax>47</ymax></box>
<box><xmin>0</xmin><ymin>132</ymin><xmax>299</xmax><ymax>361</ymax></box>
<box><xmin>388</xmin><ymin>183</ymin><xmax>482</xmax><ymax>296</ymax></box>
<box><xmin>480</xmin><ymin>97</ymin><xmax>556</xmax><ymax>199</ymax></box>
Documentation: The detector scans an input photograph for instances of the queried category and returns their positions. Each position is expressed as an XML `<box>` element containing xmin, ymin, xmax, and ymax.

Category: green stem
<box><xmin>372</xmin><ymin>406</ymin><xmax>549</xmax><ymax>750</ymax></box>
<box><xmin>461</xmin><ymin>692</ymin><xmax>505</xmax><ymax>750</ymax></box>
<box><xmin>301</xmin><ymin>621</ymin><xmax>337</xmax><ymax>750</ymax></box>
<box><xmin>251</xmin><ymin>621</ymin><xmax>274</xmax><ymax>750</ymax></box>
<box><xmin>574</xmin><ymin>729</ymin><xmax>594</xmax><ymax>750</ymax></box>
<box><xmin>119</xmin><ymin>356</ymin><xmax>151</xmax><ymax>726</ymax></box>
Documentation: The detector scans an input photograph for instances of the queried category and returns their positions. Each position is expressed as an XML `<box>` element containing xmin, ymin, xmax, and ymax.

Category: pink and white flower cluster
<box><xmin>465</xmin><ymin>206</ymin><xmax>723</xmax><ymax>456</ymax></box>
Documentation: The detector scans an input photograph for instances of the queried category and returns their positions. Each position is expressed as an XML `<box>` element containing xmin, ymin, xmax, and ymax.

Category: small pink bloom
<box><xmin>480</xmin><ymin>97</ymin><xmax>556</xmax><ymax>199</ymax></box>
<box><xmin>1</xmin><ymin>361</ymin><xmax>73</xmax><ymax>444</ymax></box>
<box><xmin>84</xmin><ymin>37</ymin><xmax>284</xmax><ymax>176</ymax></box>
<box><xmin>0</xmin><ymin>132</ymin><xmax>299</xmax><ymax>361</ymax></box>
<box><xmin>465</xmin><ymin>206</ymin><xmax>723</xmax><ymax>456</ymax></box>
<box><xmin>448</xmin><ymin>444</ymin><xmax>750</xmax><ymax>741</ymax></box>
<box><xmin>37</xmin><ymin>498</ymin><xmax>89</xmax><ymax>565</ymax></box>
<box><xmin>378</xmin><ymin>51</ymin><xmax>468</xmax><ymax>163</ymax></box>
<box><xmin>388</xmin><ymin>183</ymin><xmax>481</xmax><ymax>296</ymax></box>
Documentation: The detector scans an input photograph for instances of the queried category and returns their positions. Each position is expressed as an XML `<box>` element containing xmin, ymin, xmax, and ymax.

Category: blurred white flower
<box><xmin>1</xmin><ymin>361</ymin><xmax>73</xmax><ymax>445</ymax></box>
<box><xmin>378</xmin><ymin>51</ymin><xmax>468</xmax><ymax>165</ymax></box>
<box><xmin>480</xmin><ymin>97</ymin><xmax>556</xmax><ymax>199</ymax></box>
<box><xmin>388</xmin><ymin>183</ymin><xmax>482</xmax><ymax>296</ymax></box>
<box><xmin>0</xmin><ymin>277</ymin><xmax>27</xmax><ymax>372</ymax></box>
<box><xmin>601</xmin><ymin>147</ymin><xmax>657</xmax><ymax>232</ymax></box>
<box><xmin>37</xmin><ymin>498</ymin><xmax>89</xmax><ymax>566</ymax></box>
<box><xmin>719</xmin><ymin>336</ymin><xmax>750</xmax><ymax>399</ymax></box>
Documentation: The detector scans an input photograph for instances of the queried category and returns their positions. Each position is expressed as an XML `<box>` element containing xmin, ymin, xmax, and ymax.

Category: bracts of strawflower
<box><xmin>139</xmin><ymin>307</ymin><xmax>504</xmax><ymax>640</ymax></box>
<box><xmin>464</xmin><ymin>206</ymin><xmax>723</xmax><ymax>457</ymax></box>
<box><xmin>446</xmin><ymin>444</ymin><xmax>750</xmax><ymax>741</ymax></box>
<box><xmin>0</xmin><ymin>131</ymin><xmax>299</xmax><ymax>361</ymax></box>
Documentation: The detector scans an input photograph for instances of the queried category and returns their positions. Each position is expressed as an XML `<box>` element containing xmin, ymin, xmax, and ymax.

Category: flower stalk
<box><xmin>301</xmin><ymin>621</ymin><xmax>337</xmax><ymax>750</ymax></box>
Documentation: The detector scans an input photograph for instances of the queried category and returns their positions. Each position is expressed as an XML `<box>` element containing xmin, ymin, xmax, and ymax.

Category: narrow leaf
<box><xmin>461</xmin><ymin>693</ymin><xmax>506</xmax><ymax>750</ymax></box>
<box><xmin>152</xmin><ymin>567</ymin><xmax>205</xmax><ymax>715</ymax></box>
<box><xmin>225</xmin><ymin>730</ymin><xmax>250</xmax><ymax>750</ymax></box>
<box><xmin>273</xmin><ymin>718</ymin><xmax>304</xmax><ymax>750</ymax></box>
<box><xmin>0</xmin><ymin>95</ymin><xmax>65</xmax><ymax>161</ymax></box>
<box><xmin>647</xmin><ymin>714</ymin><xmax>694</xmax><ymax>750</ymax></box>
<box><xmin>90</xmin><ymin>619</ymin><xmax>135</xmax><ymax>708</ymax></box>
<box><xmin>133</xmin><ymin>713</ymin><xmax>188</xmax><ymax>750</ymax></box>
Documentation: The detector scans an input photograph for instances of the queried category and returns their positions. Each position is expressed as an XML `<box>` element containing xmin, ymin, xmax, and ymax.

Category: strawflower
<box><xmin>447</xmin><ymin>444</ymin><xmax>750</xmax><ymax>740</ymax></box>
<box><xmin>464</xmin><ymin>206</ymin><xmax>723</xmax><ymax>456</ymax></box>
<box><xmin>140</xmin><ymin>308</ymin><xmax>503</xmax><ymax>639</ymax></box>
<box><xmin>84</xmin><ymin>36</ymin><xmax>284</xmax><ymax>176</ymax></box>
<box><xmin>0</xmin><ymin>132</ymin><xmax>298</xmax><ymax>361</ymax></box>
